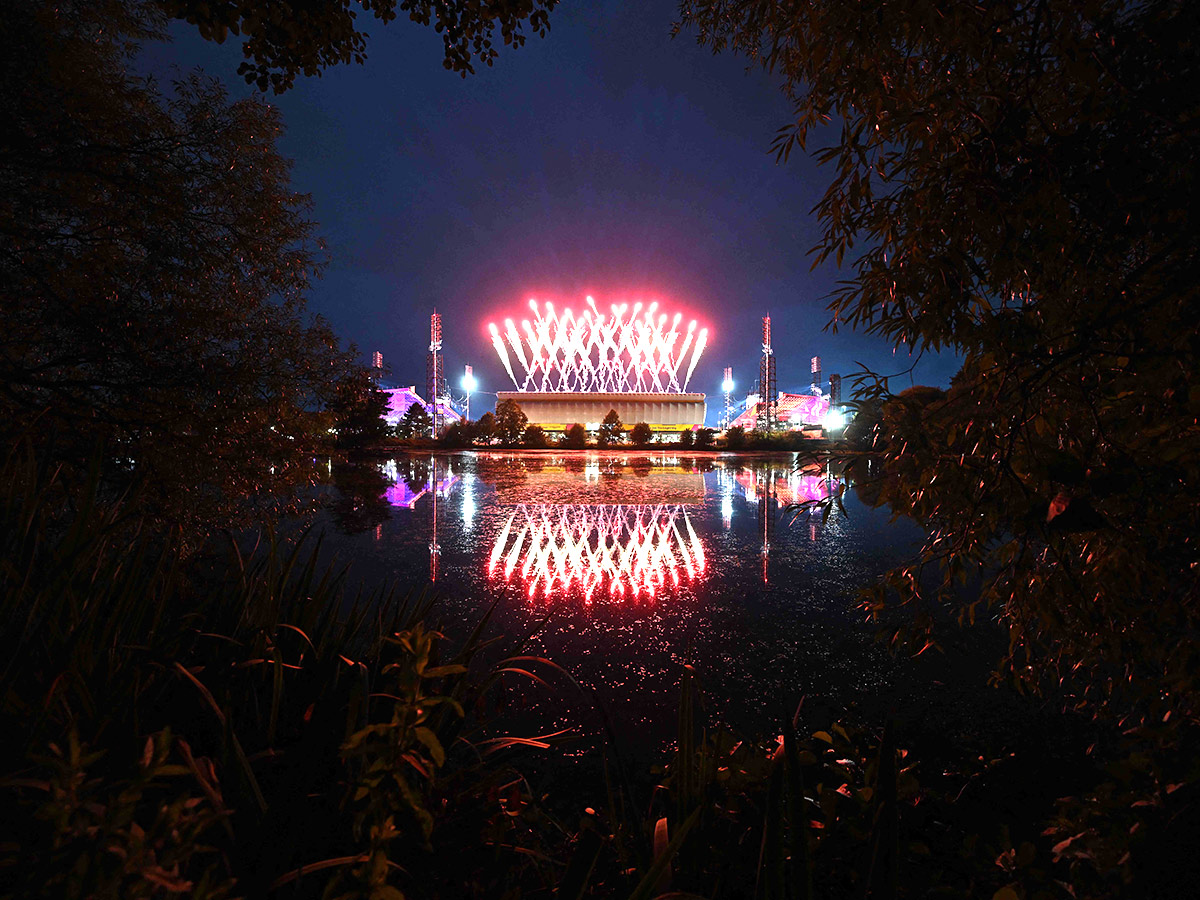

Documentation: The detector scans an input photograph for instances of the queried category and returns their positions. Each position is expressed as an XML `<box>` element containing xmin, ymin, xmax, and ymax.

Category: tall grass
<box><xmin>0</xmin><ymin>446</ymin><xmax>561</xmax><ymax>898</ymax></box>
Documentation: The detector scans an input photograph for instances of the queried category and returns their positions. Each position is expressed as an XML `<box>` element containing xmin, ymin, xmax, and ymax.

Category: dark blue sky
<box><xmin>142</xmin><ymin>0</ymin><xmax>959</xmax><ymax>419</ymax></box>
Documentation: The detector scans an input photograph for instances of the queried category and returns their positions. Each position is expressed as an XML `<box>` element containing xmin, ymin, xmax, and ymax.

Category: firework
<box><xmin>488</xmin><ymin>297</ymin><xmax>708</xmax><ymax>393</ymax></box>
<box><xmin>487</xmin><ymin>503</ymin><xmax>707</xmax><ymax>601</ymax></box>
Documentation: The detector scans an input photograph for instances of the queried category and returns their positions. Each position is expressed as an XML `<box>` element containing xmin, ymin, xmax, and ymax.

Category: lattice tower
<box><xmin>760</xmin><ymin>316</ymin><xmax>777</xmax><ymax>431</ymax></box>
<box><xmin>427</xmin><ymin>311</ymin><xmax>444</xmax><ymax>436</ymax></box>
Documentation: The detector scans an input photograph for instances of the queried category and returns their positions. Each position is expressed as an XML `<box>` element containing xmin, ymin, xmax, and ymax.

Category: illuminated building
<box><xmin>729</xmin><ymin>391</ymin><xmax>830</xmax><ymax>432</ymax></box>
<box><xmin>380</xmin><ymin>384</ymin><xmax>462</xmax><ymax>429</ymax></box>
<box><xmin>491</xmin><ymin>297</ymin><xmax>707</xmax><ymax>436</ymax></box>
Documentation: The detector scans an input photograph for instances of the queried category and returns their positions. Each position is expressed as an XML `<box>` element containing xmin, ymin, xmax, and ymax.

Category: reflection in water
<box><xmin>488</xmin><ymin>504</ymin><xmax>707</xmax><ymax>602</ymax></box>
<box><xmin>462</xmin><ymin>473</ymin><xmax>477</xmax><ymax>530</ymax></box>
<box><xmin>354</xmin><ymin>454</ymin><xmax>847</xmax><ymax>592</ymax></box>
<box><xmin>380</xmin><ymin>458</ymin><xmax>461</xmax><ymax>509</ymax></box>
<box><xmin>736</xmin><ymin>468</ymin><xmax>836</xmax><ymax>506</ymax></box>
<box><xmin>758</xmin><ymin>470</ymin><xmax>775</xmax><ymax>583</ymax></box>
<box><xmin>320</xmin><ymin>452</ymin><xmax>925</xmax><ymax>752</ymax></box>
<box><xmin>377</xmin><ymin>457</ymin><xmax>465</xmax><ymax>582</ymax></box>
<box><xmin>327</xmin><ymin>462</ymin><xmax>392</xmax><ymax>535</ymax></box>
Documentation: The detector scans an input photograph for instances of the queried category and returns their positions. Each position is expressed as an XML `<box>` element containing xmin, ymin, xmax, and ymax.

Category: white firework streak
<box><xmin>488</xmin><ymin>298</ymin><xmax>706</xmax><ymax>393</ymax></box>
<box><xmin>685</xmin><ymin>328</ymin><xmax>708</xmax><ymax>389</ymax></box>
<box><xmin>487</xmin><ymin>504</ymin><xmax>707</xmax><ymax>601</ymax></box>
<box><xmin>504</xmin><ymin>319</ymin><xmax>530</xmax><ymax>385</ymax></box>
<box><xmin>670</xmin><ymin>321</ymin><xmax>697</xmax><ymax>387</ymax></box>
<box><xmin>489</xmin><ymin>324</ymin><xmax>517</xmax><ymax>386</ymax></box>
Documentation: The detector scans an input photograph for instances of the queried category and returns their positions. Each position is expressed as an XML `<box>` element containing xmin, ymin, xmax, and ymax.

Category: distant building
<box><xmin>729</xmin><ymin>391</ymin><xmax>830</xmax><ymax>431</ymax></box>
<box><xmin>382</xmin><ymin>385</ymin><xmax>462</xmax><ymax>429</ymax></box>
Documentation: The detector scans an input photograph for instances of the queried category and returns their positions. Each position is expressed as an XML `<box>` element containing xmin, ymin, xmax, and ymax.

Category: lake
<box><xmin>322</xmin><ymin>451</ymin><xmax>931</xmax><ymax>752</ymax></box>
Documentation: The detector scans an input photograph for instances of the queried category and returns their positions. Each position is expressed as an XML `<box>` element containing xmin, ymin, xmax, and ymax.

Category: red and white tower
<box><xmin>759</xmin><ymin>316</ymin><xmax>777</xmax><ymax>431</ymax></box>
<box><xmin>427</xmin><ymin>311</ymin><xmax>444</xmax><ymax>436</ymax></box>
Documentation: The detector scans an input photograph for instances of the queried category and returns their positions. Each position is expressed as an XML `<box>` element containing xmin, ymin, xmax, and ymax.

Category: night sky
<box><xmin>141</xmin><ymin>0</ymin><xmax>961</xmax><ymax>420</ymax></box>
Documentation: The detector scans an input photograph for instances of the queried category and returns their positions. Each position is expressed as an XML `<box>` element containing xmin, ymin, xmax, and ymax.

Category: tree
<box><xmin>158</xmin><ymin>0</ymin><xmax>559</xmax><ymax>93</ymax></box>
<box><xmin>474</xmin><ymin>412</ymin><xmax>496</xmax><ymax>445</ymax></box>
<box><xmin>630</xmin><ymin>422</ymin><xmax>653</xmax><ymax>447</ymax></box>
<box><xmin>494</xmin><ymin>399</ymin><xmax>528</xmax><ymax>446</ymax></box>
<box><xmin>842</xmin><ymin>397</ymin><xmax>883</xmax><ymax>452</ymax></box>
<box><xmin>438</xmin><ymin>419</ymin><xmax>475</xmax><ymax>448</ymax></box>
<box><xmin>597</xmin><ymin>409</ymin><xmax>624</xmax><ymax>447</ymax></box>
<box><xmin>682</xmin><ymin>0</ymin><xmax>1200</xmax><ymax>687</ymax></box>
<box><xmin>562</xmin><ymin>423</ymin><xmax>587</xmax><ymax>449</ymax></box>
<box><xmin>0</xmin><ymin>0</ymin><xmax>355</xmax><ymax>533</ymax></box>
<box><xmin>396</xmin><ymin>403</ymin><xmax>432</xmax><ymax>440</ymax></box>
<box><xmin>682</xmin><ymin>0</ymin><xmax>1200</xmax><ymax>878</ymax></box>
<box><xmin>521</xmin><ymin>425</ymin><xmax>548</xmax><ymax>449</ymax></box>
<box><xmin>724</xmin><ymin>425</ymin><xmax>746</xmax><ymax>451</ymax></box>
<box><xmin>331</xmin><ymin>368</ymin><xmax>390</xmax><ymax>451</ymax></box>
<box><xmin>695</xmin><ymin>427</ymin><xmax>715</xmax><ymax>449</ymax></box>
<box><xmin>678</xmin><ymin>428</ymin><xmax>694</xmax><ymax>449</ymax></box>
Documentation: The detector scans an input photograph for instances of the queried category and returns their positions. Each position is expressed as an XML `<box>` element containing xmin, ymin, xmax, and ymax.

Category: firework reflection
<box><xmin>488</xmin><ymin>503</ymin><xmax>706</xmax><ymax>602</ymax></box>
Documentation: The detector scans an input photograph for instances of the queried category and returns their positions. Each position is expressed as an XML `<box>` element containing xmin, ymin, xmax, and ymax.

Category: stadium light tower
<box><xmin>760</xmin><ymin>316</ymin><xmax>777</xmax><ymax>431</ymax></box>
<box><xmin>427</xmin><ymin>310</ymin><xmax>444</xmax><ymax>437</ymax></box>
<box><xmin>722</xmin><ymin>367</ymin><xmax>733</xmax><ymax>429</ymax></box>
<box><xmin>462</xmin><ymin>364</ymin><xmax>476</xmax><ymax>421</ymax></box>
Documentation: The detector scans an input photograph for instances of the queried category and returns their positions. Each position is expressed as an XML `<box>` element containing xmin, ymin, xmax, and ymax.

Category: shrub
<box><xmin>522</xmin><ymin>424</ymin><xmax>549</xmax><ymax>448</ymax></box>
<box><xmin>562</xmin><ymin>423</ymin><xmax>588</xmax><ymax>449</ymax></box>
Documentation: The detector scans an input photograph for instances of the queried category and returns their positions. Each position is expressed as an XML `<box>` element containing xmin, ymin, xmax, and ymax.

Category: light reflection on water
<box><xmin>489</xmin><ymin>503</ymin><xmax>708</xmax><ymax>602</ymax></box>
<box><xmin>324</xmin><ymin>451</ymin><xmax>923</xmax><ymax>750</ymax></box>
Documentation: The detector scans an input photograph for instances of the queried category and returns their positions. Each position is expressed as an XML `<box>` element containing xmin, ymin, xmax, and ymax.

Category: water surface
<box><xmin>324</xmin><ymin>451</ymin><xmax>925</xmax><ymax>750</ymax></box>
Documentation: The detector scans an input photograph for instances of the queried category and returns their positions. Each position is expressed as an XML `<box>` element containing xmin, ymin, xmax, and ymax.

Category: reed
<box><xmin>0</xmin><ymin>445</ymin><xmax>560</xmax><ymax>898</ymax></box>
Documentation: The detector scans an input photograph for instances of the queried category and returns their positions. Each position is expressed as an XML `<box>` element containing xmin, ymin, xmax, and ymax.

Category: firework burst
<box><xmin>489</xmin><ymin>296</ymin><xmax>708</xmax><ymax>392</ymax></box>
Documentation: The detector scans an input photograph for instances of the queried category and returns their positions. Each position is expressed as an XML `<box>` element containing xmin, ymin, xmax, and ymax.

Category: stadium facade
<box><xmin>494</xmin><ymin>390</ymin><xmax>706</xmax><ymax>433</ymax></box>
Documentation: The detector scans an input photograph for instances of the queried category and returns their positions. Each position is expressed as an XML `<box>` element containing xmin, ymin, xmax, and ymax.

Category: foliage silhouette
<box><xmin>1</xmin><ymin>0</ymin><xmax>362</xmax><ymax>534</ymax></box>
<box><xmin>158</xmin><ymin>0</ymin><xmax>559</xmax><ymax>92</ymax></box>
<box><xmin>522</xmin><ymin>424</ymin><xmax>549</xmax><ymax>449</ymax></box>
<box><xmin>680</xmin><ymin>0</ymin><xmax>1200</xmax><ymax>887</ymax></box>
<box><xmin>474</xmin><ymin>411</ymin><xmax>496</xmax><ymax>445</ymax></box>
